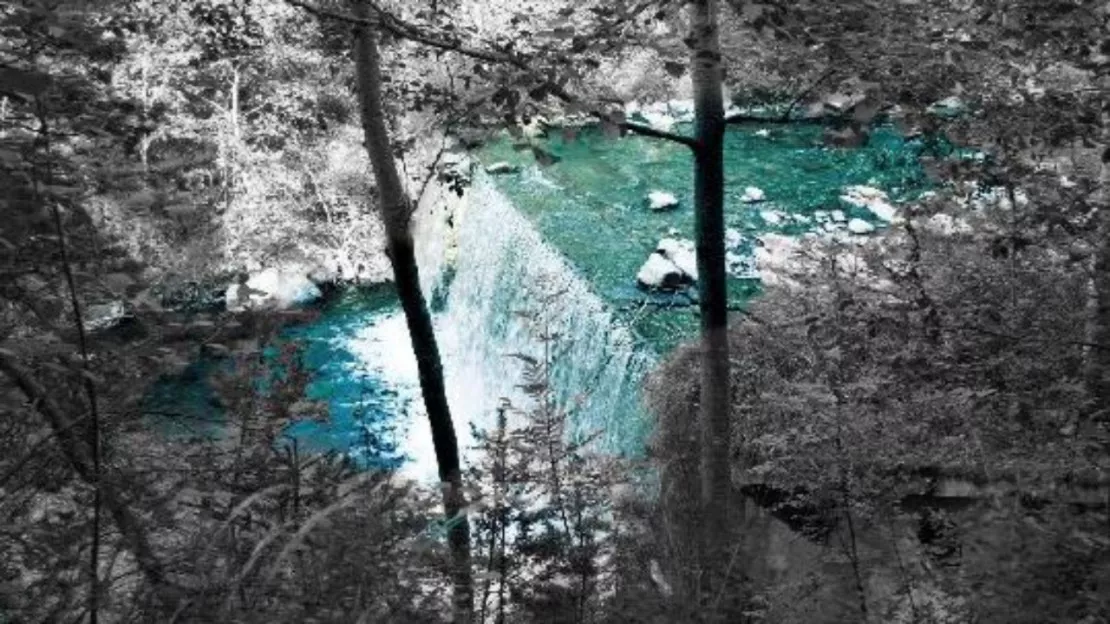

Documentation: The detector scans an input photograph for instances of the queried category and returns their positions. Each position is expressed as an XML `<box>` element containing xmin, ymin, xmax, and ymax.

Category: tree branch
<box><xmin>286</xmin><ymin>0</ymin><xmax>528</xmax><ymax>69</ymax></box>
<box><xmin>620</xmin><ymin>121</ymin><xmax>698</xmax><ymax>149</ymax></box>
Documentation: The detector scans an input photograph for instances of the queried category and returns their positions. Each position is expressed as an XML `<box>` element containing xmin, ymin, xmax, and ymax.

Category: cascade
<box><xmin>410</xmin><ymin>170</ymin><xmax>657</xmax><ymax>480</ymax></box>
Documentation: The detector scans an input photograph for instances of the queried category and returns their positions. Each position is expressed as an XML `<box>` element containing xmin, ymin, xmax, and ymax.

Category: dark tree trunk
<box><xmin>689</xmin><ymin>0</ymin><xmax>735</xmax><ymax>606</ymax></box>
<box><xmin>351</xmin><ymin>7</ymin><xmax>473</xmax><ymax>621</ymax></box>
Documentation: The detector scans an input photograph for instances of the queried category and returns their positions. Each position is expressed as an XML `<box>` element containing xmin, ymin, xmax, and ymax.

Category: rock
<box><xmin>924</xmin><ymin>213</ymin><xmax>972</xmax><ymax>235</ymax></box>
<box><xmin>727</xmin><ymin>250</ymin><xmax>758</xmax><ymax>279</ymax></box>
<box><xmin>741</xmin><ymin>186</ymin><xmax>766</xmax><ymax>203</ymax></box>
<box><xmin>725</xmin><ymin>228</ymin><xmax>744</xmax><ymax>249</ymax></box>
<box><xmin>823</xmin><ymin>92</ymin><xmax>867</xmax><ymax>113</ymax></box>
<box><xmin>831</xmin><ymin>210</ymin><xmax>847</xmax><ymax>222</ymax></box>
<box><xmin>753</xmin><ymin>234</ymin><xmax>803</xmax><ymax>286</ymax></box>
<box><xmin>823</xmin><ymin>124</ymin><xmax>869</xmax><ymax>148</ymax></box>
<box><xmin>657</xmin><ymin>238</ymin><xmax>697</xmax><ymax>280</ymax></box>
<box><xmin>647</xmin><ymin>190</ymin><xmax>680</xmax><ymax>211</ymax></box>
<box><xmin>847</xmin><ymin>218</ymin><xmax>875</xmax><ymax>234</ymax></box>
<box><xmin>636</xmin><ymin>238</ymin><xmax>697</xmax><ymax>290</ymax></box>
<box><xmin>754</xmin><ymin>128</ymin><xmax>771</xmax><ymax>138</ymax></box>
<box><xmin>84</xmin><ymin>301</ymin><xmax>128</xmax><ymax>332</ymax></box>
<box><xmin>636</xmin><ymin>102</ymin><xmax>678</xmax><ymax>132</ymax></box>
<box><xmin>226</xmin><ymin>266</ymin><xmax>322</xmax><ymax>312</ymax></box>
<box><xmin>521</xmin><ymin>115</ymin><xmax>548</xmax><ymax>139</ymax></box>
<box><xmin>841</xmin><ymin>185</ymin><xmax>900</xmax><ymax>222</ymax></box>
<box><xmin>760</xmin><ymin>210</ymin><xmax>784</xmax><ymax>225</ymax></box>
<box><xmin>485</xmin><ymin>162</ymin><xmax>521</xmax><ymax>175</ymax></box>
<box><xmin>636</xmin><ymin>252</ymin><xmax>688</xmax><ymax>291</ymax></box>
<box><xmin>927</xmin><ymin>95</ymin><xmax>966</xmax><ymax>117</ymax></box>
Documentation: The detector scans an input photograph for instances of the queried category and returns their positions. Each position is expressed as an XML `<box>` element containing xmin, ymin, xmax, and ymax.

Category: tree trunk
<box><xmin>689</xmin><ymin>0</ymin><xmax>732</xmax><ymax>594</ymax></box>
<box><xmin>351</xmin><ymin>7</ymin><xmax>473</xmax><ymax>622</ymax></box>
<box><xmin>1085</xmin><ymin>109</ymin><xmax>1110</xmax><ymax>412</ymax></box>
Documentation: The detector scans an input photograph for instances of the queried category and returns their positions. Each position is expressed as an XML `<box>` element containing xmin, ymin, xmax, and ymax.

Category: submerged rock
<box><xmin>226</xmin><ymin>266</ymin><xmax>322</xmax><ymax>312</ymax></box>
<box><xmin>647</xmin><ymin>190</ymin><xmax>680</xmax><ymax>211</ymax></box>
<box><xmin>741</xmin><ymin>186</ymin><xmax>766</xmax><ymax>203</ymax></box>
<box><xmin>823</xmin><ymin>124</ymin><xmax>869</xmax><ymax>148</ymax></box>
<box><xmin>485</xmin><ymin>161</ymin><xmax>521</xmax><ymax>175</ymax></box>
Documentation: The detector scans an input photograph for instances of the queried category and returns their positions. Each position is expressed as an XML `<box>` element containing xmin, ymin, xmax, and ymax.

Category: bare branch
<box><xmin>620</xmin><ymin>121</ymin><xmax>698</xmax><ymax>149</ymax></box>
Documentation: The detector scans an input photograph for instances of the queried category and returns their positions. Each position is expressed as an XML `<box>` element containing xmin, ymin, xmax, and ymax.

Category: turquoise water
<box><xmin>278</xmin><ymin>286</ymin><xmax>411</xmax><ymax>469</ymax></box>
<box><xmin>477</xmin><ymin>122</ymin><xmax>931</xmax><ymax>349</ymax></box>
<box><xmin>145</xmin><ymin>285</ymin><xmax>415</xmax><ymax>470</ymax></box>
<box><xmin>148</xmin><ymin>121</ymin><xmax>934</xmax><ymax>468</ymax></box>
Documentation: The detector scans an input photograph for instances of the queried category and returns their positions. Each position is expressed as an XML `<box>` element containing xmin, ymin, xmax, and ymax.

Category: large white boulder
<box><xmin>657</xmin><ymin>238</ymin><xmax>697</xmax><ymax>280</ymax></box>
<box><xmin>647</xmin><ymin>190</ymin><xmax>680</xmax><ymax>211</ymax></box>
<box><xmin>226</xmin><ymin>266</ymin><xmax>322</xmax><ymax>312</ymax></box>
<box><xmin>636</xmin><ymin>253</ymin><xmax>687</xmax><ymax>290</ymax></box>
<box><xmin>636</xmin><ymin>238</ymin><xmax>698</xmax><ymax>290</ymax></box>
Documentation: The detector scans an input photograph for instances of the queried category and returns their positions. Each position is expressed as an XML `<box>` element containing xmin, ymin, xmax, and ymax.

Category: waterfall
<box><xmin>411</xmin><ymin>170</ymin><xmax>656</xmax><ymax>478</ymax></box>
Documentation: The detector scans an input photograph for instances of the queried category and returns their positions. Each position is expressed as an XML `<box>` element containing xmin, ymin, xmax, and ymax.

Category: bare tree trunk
<box><xmin>688</xmin><ymin>0</ymin><xmax>733</xmax><ymax>601</ymax></box>
<box><xmin>350</xmin><ymin>6</ymin><xmax>473</xmax><ymax>622</ymax></box>
<box><xmin>1085</xmin><ymin>114</ymin><xmax>1110</xmax><ymax>412</ymax></box>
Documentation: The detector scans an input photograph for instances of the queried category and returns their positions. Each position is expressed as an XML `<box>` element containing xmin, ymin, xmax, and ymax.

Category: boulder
<box><xmin>647</xmin><ymin>190</ymin><xmax>680</xmax><ymax>211</ymax></box>
<box><xmin>823</xmin><ymin>124</ymin><xmax>869</xmax><ymax>148</ymax></box>
<box><xmin>927</xmin><ymin>95</ymin><xmax>966</xmax><ymax>117</ymax></box>
<box><xmin>760</xmin><ymin>210</ymin><xmax>784</xmax><ymax>226</ymax></box>
<box><xmin>741</xmin><ymin>186</ymin><xmax>766</xmax><ymax>203</ymax></box>
<box><xmin>226</xmin><ymin>266</ymin><xmax>322</xmax><ymax>312</ymax></box>
<box><xmin>657</xmin><ymin>238</ymin><xmax>697</xmax><ymax>280</ymax></box>
<box><xmin>725</xmin><ymin>228</ymin><xmax>744</xmax><ymax>249</ymax></box>
<box><xmin>754</xmin><ymin>128</ymin><xmax>771</xmax><ymax>138</ymax></box>
<box><xmin>485</xmin><ymin>161</ymin><xmax>521</xmax><ymax>175</ymax></box>
<box><xmin>636</xmin><ymin>252</ymin><xmax>688</xmax><ymax>291</ymax></box>
<box><xmin>636</xmin><ymin>238</ymin><xmax>698</xmax><ymax>290</ymax></box>
<box><xmin>847</xmin><ymin>218</ymin><xmax>876</xmax><ymax>234</ymax></box>
<box><xmin>841</xmin><ymin>185</ymin><xmax>900</xmax><ymax>222</ymax></box>
<box><xmin>823</xmin><ymin>92</ymin><xmax>867</xmax><ymax>114</ymax></box>
<box><xmin>83</xmin><ymin>300</ymin><xmax>128</xmax><ymax>332</ymax></box>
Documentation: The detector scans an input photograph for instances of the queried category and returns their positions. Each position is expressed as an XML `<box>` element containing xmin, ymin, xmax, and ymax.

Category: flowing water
<box><xmin>152</xmin><ymin>121</ymin><xmax>931</xmax><ymax>481</ymax></box>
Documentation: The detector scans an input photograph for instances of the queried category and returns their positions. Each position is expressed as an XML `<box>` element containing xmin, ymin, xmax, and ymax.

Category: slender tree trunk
<box><xmin>351</xmin><ymin>7</ymin><xmax>473</xmax><ymax>622</ymax></box>
<box><xmin>689</xmin><ymin>0</ymin><xmax>733</xmax><ymax>600</ymax></box>
<box><xmin>1085</xmin><ymin>112</ymin><xmax>1110</xmax><ymax>411</ymax></box>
